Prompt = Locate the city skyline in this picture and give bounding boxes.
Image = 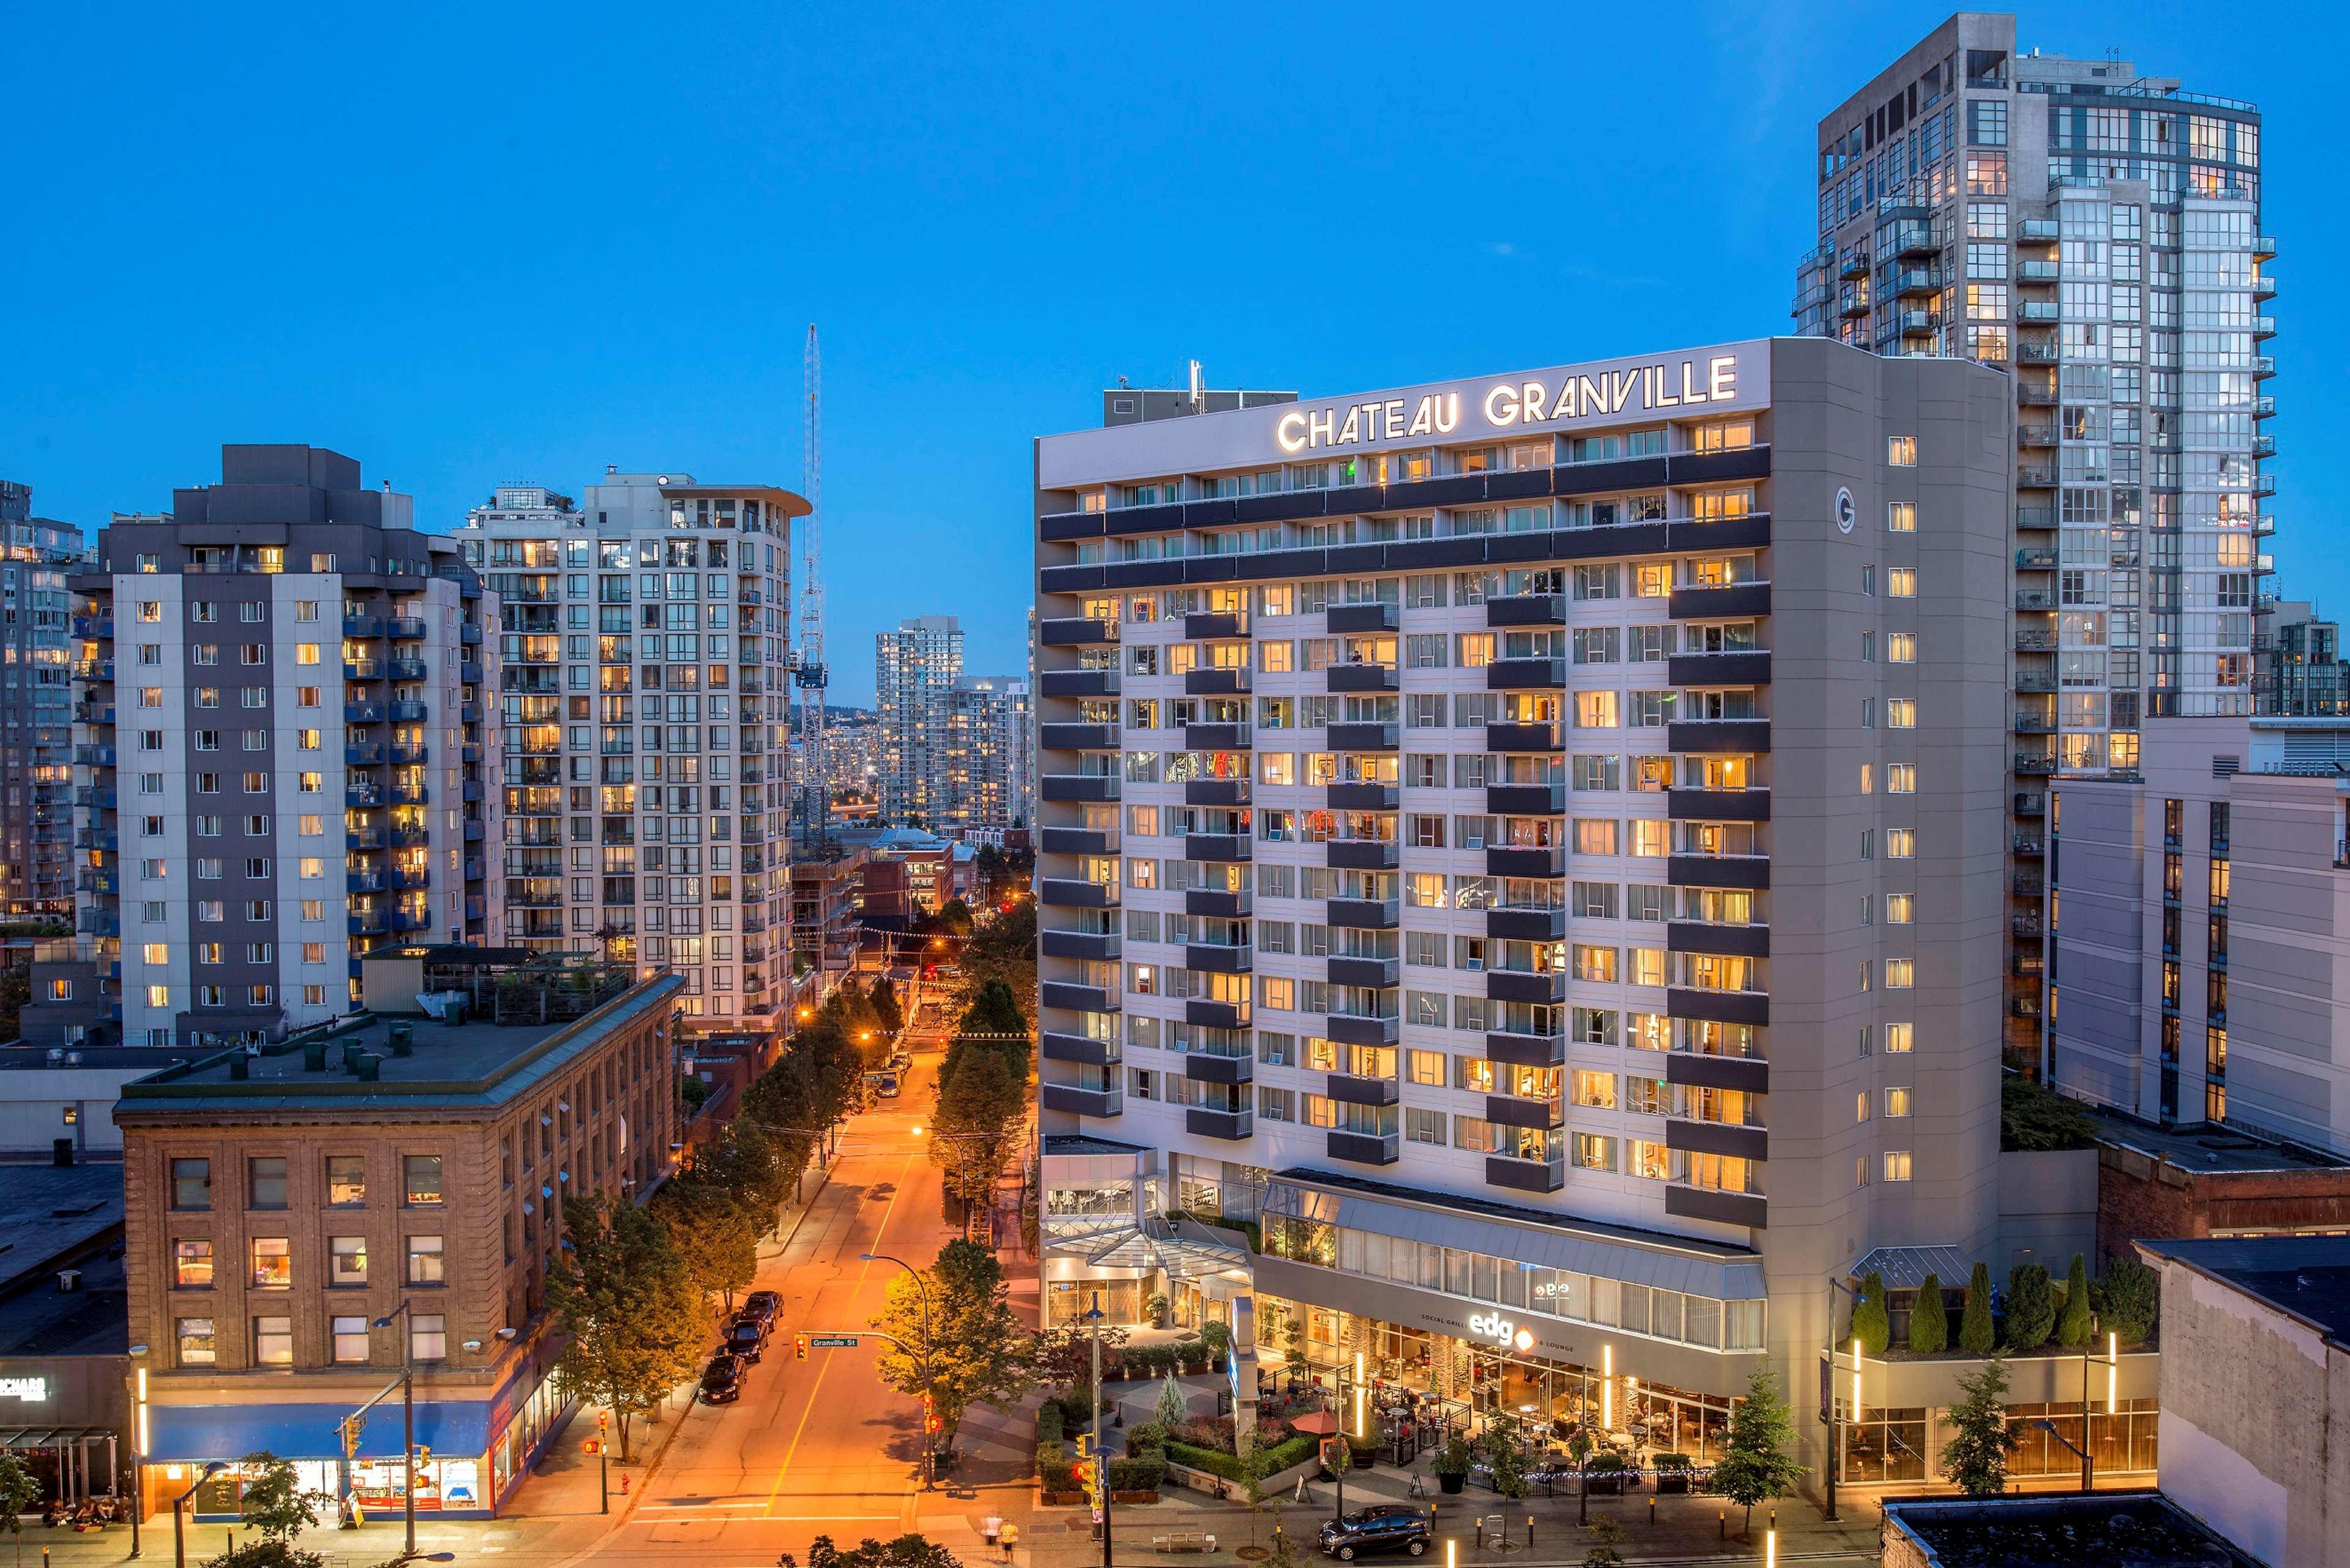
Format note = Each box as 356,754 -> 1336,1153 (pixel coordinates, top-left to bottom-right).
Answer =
3,1 -> 2336,706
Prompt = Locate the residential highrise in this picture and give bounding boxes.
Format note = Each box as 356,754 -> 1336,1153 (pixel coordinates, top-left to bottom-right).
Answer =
1791,13 -> 2275,1070
1033,338 -> 2016,1481
0,480 -> 81,916
2254,601 -> 2350,717
68,445 -> 502,1050
454,472 -> 805,1036
943,673 -> 1033,837
875,613 -> 963,824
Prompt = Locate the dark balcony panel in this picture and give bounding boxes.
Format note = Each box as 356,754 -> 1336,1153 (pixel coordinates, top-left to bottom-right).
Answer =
1326,840 -> 1399,872
1041,1083 -> 1124,1118
1391,473 -> 1491,509
1667,513 -> 1773,553
1322,485 -> 1386,520
1041,1032 -> 1120,1066
1326,782 -> 1397,811
1667,921 -> 1772,959
1185,722 -> 1252,750
1486,721 -> 1559,752
1327,898 -> 1400,930
1327,1130 -> 1401,1167
1100,501 -> 1189,537
1485,1031 -> 1565,1069
1184,778 -> 1250,807
1664,1184 -> 1766,1229
1327,722 -> 1399,752
1326,664 -> 1398,693
1667,720 -> 1772,755
1187,1107 -> 1256,1141
1667,987 -> 1770,1027
1666,1053 -> 1770,1094
1667,787 -> 1772,823
1042,775 -> 1121,803
1182,497 -> 1240,529
1666,855 -> 1770,891
1326,602 -> 1398,633
1667,651 -> 1773,687
1487,845 -> 1565,879
1185,668 -> 1252,696
1542,520 -> 1669,561
1666,1119 -> 1769,1163
1039,618 -> 1118,646
1041,929 -> 1122,961
1039,826 -> 1119,856
1041,981 -> 1120,1014
1041,722 -> 1119,751
1185,1054 -> 1254,1087
1486,1156 -> 1566,1194
1326,1070 -> 1400,1105
1486,1094 -> 1565,1130
1325,1015 -> 1401,1049
1039,668 -> 1120,699
1185,998 -> 1251,1031
1237,492 -> 1322,525
1486,969 -> 1567,1006
1387,536 -> 1493,570
1326,542 -> 1388,575
1185,887 -> 1252,919
1184,611 -> 1248,640
1486,657 -> 1566,691
1554,455 -> 1671,497
1039,878 -> 1118,908
1038,511 -> 1107,543
1669,581 -> 1773,620
1039,564 -> 1108,594
1487,906 -> 1566,942
1486,594 -> 1565,627
1668,445 -> 1771,486
1327,954 -> 1399,989
1487,783 -> 1565,815
1483,467 -> 1552,502
1183,833 -> 1253,864
1186,943 -> 1252,974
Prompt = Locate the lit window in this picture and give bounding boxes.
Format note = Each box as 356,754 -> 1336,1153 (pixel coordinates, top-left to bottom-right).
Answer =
332,1315 -> 369,1364
1885,958 -> 1915,988
1885,1023 -> 1914,1053
176,1318 -> 216,1366
1887,436 -> 1917,466
1884,1151 -> 1913,1182
174,1239 -> 214,1288
1887,502 -> 1916,533
1885,1088 -> 1911,1118
253,1315 -> 294,1365
296,644 -> 321,665
146,985 -> 170,1007
250,1238 -> 292,1288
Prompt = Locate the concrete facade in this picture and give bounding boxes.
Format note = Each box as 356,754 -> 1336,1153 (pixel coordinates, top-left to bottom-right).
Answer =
0,483 -> 81,916
875,614 -> 964,824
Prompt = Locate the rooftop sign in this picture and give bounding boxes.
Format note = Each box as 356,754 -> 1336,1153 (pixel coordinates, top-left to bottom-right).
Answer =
1274,356 -> 1741,455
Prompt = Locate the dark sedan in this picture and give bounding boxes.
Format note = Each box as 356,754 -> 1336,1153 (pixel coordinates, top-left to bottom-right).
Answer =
700,1353 -> 744,1404
742,1290 -> 782,1328
725,1318 -> 768,1363
1318,1505 -> 1430,1559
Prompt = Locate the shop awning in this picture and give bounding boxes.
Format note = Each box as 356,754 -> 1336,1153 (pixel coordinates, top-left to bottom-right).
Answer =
1849,1244 -> 1970,1291
0,1427 -> 114,1450
148,1398 -> 491,1463
1049,1223 -> 1251,1284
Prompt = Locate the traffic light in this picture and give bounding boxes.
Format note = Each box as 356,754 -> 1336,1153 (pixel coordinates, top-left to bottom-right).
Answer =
796,1334 -> 808,1361
1072,1457 -> 1096,1493
413,1445 -> 431,1468
922,1392 -> 940,1433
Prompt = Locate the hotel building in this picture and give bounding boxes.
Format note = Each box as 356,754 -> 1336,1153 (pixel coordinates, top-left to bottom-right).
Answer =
67,447 -> 501,1050
453,473 -> 806,1036
1789,12 -> 2276,1069
1033,336 -> 2017,1476
1,481 -> 81,917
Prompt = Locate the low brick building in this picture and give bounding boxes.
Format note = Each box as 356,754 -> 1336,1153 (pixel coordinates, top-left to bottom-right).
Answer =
2094,1112 -> 2350,1263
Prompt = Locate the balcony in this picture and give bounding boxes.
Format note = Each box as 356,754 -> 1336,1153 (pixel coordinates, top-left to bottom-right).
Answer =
1486,1156 -> 1566,1195
348,910 -> 388,936
2016,506 -> 2055,530
1487,969 -> 1566,1005
1667,986 -> 1769,1028
389,701 -> 428,722
391,783 -> 430,805
1185,777 -> 1249,807
1184,1045 -> 1254,1085
2017,425 -> 2057,448
390,826 -> 430,847
1667,651 -> 1772,687
1327,722 -> 1398,752
1327,897 -> 1400,930
386,618 -> 428,641
347,701 -> 385,723
1482,1029 -> 1563,1068
1039,878 -> 1118,908
345,741 -> 386,766
460,622 -> 482,646
1326,603 -> 1397,634
1039,825 -> 1119,856
1181,666 -> 1249,697
1487,906 -> 1566,942
2014,873 -> 2047,898
1664,1184 -> 1767,1229
1039,617 -> 1119,646
1669,581 -> 1772,619
1327,1129 -> 1400,1167
74,744 -> 118,768
1326,839 -> 1399,872
1041,978 -> 1120,1014
1185,997 -> 1252,1031
1667,720 -> 1771,755
346,872 -> 385,895
1042,1083 -> 1124,1118
391,742 -> 430,765
1185,941 -> 1252,973
391,866 -> 431,890
2013,755 -> 2057,777
1890,222 -> 1936,258
1325,782 -> 1396,811
1486,721 -> 1559,752
1486,594 -> 1565,627
1042,1031 -> 1121,1067
1041,722 -> 1118,750
1183,611 -> 1247,640
1486,783 -> 1564,815
1327,954 -> 1399,989
1666,1118 -> 1768,1163
1184,722 -> 1252,750
1325,663 -> 1395,694
2018,466 -> 2058,488
1185,886 -> 1251,919
1667,854 -> 1770,890
1667,787 -> 1770,823
1667,919 -> 1770,959
1486,845 -> 1565,879
1486,1093 -> 1565,1130
1327,1062 -> 1399,1100
1186,1107 -> 1255,1141
2015,629 -> 2056,652
1041,774 -> 1120,803
1484,657 -> 1565,691
1039,668 -> 1120,699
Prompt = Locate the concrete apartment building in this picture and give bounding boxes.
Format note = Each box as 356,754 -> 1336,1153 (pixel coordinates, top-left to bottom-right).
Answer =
942,673 -> 1033,837
1791,12 -> 2276,1072
875,614 -> 963,824
62,447 -> 502,1052
453,475 -> 806,1037
115,949 -> 685,1521
2256,600 -> 2350,717
1031,336 -> 2016,1477
1,480 -> 81,917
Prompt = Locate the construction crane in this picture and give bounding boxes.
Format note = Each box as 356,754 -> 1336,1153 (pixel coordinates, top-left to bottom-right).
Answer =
796,324 -> 831,851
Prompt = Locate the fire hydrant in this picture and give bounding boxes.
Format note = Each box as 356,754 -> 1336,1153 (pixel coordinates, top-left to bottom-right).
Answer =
621,1474 -> 631,1496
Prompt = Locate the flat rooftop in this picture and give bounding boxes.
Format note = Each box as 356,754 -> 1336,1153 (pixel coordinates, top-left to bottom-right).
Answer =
114,973 -> 684,1118
2137,1235 -> 2350,1348
0,1163 -> 128,1356
0,1045 -> 199,1073
1882,1491 -> 2257,1568
2090,1110 -> 2348,1174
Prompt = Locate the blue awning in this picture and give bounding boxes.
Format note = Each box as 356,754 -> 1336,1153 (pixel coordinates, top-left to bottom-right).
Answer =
149,1397 -> 492,1463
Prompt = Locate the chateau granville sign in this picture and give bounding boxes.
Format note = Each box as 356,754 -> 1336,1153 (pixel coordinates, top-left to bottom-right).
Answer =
1274,354 -> 1742,455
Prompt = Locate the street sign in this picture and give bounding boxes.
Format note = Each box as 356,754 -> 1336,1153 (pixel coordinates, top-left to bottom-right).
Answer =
809,1334 -> 859,1348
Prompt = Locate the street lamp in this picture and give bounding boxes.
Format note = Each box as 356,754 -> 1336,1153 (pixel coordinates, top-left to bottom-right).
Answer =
372,1302 -> 421,1560
859,1252 -> 940,1490
171,1461 -> 227,1568
127,1345 -> 149,1559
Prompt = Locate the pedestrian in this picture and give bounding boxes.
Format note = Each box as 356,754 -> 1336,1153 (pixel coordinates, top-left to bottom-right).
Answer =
1000,1521 -> 1019,1561
982,1514 -> 1002,1552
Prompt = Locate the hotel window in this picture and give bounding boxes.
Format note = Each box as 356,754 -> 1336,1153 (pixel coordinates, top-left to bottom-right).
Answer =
403,1154 -> 444,1206
1886,829 -> 1915,858
1855,1091 -> 1873,1123
1886,436 -> 1916,467
329,1236 -> 368,1286
176,1318 -> 217,1367
1887,502 -> 1915,534
1887,568 -> 1916,598
1885,1022 -> 1914,1054
1626,1140 -> 1672,1180
1571,1134 -> 1616,1171
1572,1070 -> 1616,1109
1884,1151 -> 1914,1182
174,1239 -> 215,1289
406,1234 -> 446,1286
1407,1050 -> 1445,1086
410,1314 -> 449,1364
1885,958 -> 1915,988
1885,1088 -> 1911,1118
251,1237 -> 293,1288
1885,894 -> 1914,925
332,1315 -> 370,1365
1887,633 -> 1916,664
1887,764 -> 1915,794
1887,699 -> 1916,728
326,1155 -> 365,1206
247,1157 -> 289,1210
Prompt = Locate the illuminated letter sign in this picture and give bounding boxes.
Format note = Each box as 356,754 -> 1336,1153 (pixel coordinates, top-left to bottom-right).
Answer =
1274,354 -> 1743,457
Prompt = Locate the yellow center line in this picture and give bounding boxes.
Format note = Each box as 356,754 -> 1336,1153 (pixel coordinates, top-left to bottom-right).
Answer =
760,1142 -> 919,1516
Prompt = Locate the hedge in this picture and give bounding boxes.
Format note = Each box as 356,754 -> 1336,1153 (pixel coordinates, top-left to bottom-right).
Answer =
1164,1433 -> 1320,1484
1037,1444 -> 1075,1492
1109,1457 -> 1167,1491
1038,1404 -> 1065,1443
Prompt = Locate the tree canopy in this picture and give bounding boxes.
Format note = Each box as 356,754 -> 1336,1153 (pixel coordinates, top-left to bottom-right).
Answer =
869,1238 -> 1031,1449
1708,1368 -> 1805,1533
784,1535 -> 965,1568
1939,1356 -> 2021,1496
548,1192 -> 706,1459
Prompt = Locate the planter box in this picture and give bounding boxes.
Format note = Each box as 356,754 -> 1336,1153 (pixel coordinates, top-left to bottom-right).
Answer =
1438,1472 -> 1467,1495
1040,1490 -> 1090,1507
1113,1490 -> 1162,1504
1655,1471 -> 1693,1493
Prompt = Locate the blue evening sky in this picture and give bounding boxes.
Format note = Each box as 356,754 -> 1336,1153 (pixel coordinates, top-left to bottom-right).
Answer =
3,2 -> 2335,704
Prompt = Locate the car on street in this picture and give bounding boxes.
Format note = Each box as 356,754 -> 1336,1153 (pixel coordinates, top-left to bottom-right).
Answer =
1317,1506 -> 1431,1559
741,1290 -> 782,1328
700,1353 -> 744,1404
725,1316 -> 769,1362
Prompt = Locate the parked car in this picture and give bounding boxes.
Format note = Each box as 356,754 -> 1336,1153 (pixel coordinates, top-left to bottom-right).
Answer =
1319,1506 -> 1430,1559
741,1290 -> 782,1328
725,1317 -> 768,1362
700,1353 -> 744,1404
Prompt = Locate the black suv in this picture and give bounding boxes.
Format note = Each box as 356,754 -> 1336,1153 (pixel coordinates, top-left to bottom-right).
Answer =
1318,1506 -> 1430,1559
741,1290 -> 782,1328
725,1316 -> 768,1363
700,1353 -> 744,1405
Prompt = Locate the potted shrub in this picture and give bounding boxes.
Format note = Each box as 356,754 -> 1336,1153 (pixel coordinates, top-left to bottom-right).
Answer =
1345,1432 -> 1379,1472
1432,1433 -> 1472,1495
1585,1449 -> 1632,1495
1145,1292 -> 1171,1329
1652,1452 -> 1694,1494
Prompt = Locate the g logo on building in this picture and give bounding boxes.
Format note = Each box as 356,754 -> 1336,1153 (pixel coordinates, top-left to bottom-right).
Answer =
1836,487 -> 1857,534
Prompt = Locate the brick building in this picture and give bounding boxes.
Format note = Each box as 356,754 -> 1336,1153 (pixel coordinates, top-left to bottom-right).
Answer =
2095,1111 -> 2350,1263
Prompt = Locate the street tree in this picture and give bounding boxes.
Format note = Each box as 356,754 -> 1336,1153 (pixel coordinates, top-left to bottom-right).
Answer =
0,1452 -> 41,1567
930,1045 -> 1022,1209
651,1176 -> 761,1310
1958,1262 -> 1997,1354
236,1451 -> 320,1541
869,1238 -> 1030,1454
548,1192 -> 706,1460
784,1534 -> 965,1568
1033,1322 -> 1129,1395
869,976 -> 904,1036
1708,1367 -> 1805,1536
1939,1356 -> 2021,1496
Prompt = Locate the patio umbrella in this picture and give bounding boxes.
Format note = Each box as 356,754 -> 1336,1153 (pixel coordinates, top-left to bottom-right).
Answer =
1289,1409 -> 1339,1435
